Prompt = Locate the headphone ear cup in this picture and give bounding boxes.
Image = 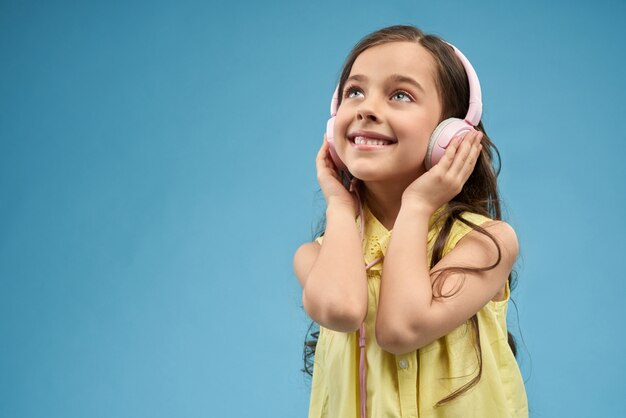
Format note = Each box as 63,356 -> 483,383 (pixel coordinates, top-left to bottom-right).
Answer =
325,116 -> 350,175
425,118 -> 475,170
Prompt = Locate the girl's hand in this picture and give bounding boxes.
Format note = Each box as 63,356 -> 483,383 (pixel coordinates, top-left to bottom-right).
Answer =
316,134 -> 358,215
402,130 -> 484,214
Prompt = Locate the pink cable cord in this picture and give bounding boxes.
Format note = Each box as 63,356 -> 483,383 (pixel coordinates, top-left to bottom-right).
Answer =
349,178 -> 383,418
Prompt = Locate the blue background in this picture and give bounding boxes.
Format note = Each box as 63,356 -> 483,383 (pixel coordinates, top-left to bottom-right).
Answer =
1,0 -> 625,417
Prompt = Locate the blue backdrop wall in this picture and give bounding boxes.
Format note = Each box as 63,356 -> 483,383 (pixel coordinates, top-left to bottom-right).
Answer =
1,0 -> 625,417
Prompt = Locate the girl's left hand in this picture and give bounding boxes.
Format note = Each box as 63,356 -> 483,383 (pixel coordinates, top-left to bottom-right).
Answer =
402,130 -> 484,214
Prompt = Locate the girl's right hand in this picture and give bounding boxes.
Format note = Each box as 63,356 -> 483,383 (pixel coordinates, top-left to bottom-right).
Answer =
316,134 -> 358,215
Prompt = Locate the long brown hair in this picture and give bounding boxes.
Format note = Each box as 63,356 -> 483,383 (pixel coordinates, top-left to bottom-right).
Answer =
302,25 -> 519,407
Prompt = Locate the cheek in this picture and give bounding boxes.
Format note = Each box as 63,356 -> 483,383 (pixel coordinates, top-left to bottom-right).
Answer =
332,107 -> 351,143
394,118 -> 430,146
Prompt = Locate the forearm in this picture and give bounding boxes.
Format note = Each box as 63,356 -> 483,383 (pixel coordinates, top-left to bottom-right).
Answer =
303,200 -> 368,332
377,199 -> 434,338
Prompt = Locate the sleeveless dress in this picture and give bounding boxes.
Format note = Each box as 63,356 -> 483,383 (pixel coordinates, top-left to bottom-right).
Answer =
309,204 -> 528,418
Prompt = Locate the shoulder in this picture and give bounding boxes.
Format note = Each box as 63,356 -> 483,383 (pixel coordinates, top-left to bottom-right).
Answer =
457,219 -> 519,268
293,240 -> 321,288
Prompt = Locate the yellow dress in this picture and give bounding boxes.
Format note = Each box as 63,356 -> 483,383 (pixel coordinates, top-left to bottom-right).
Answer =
309,204 -> 528,418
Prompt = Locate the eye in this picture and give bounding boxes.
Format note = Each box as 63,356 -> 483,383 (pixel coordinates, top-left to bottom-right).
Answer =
343,84 -> 363,99
391,90 -> 413,102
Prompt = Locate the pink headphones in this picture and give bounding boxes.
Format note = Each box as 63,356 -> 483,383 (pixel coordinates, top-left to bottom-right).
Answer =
325,41 -> 482,174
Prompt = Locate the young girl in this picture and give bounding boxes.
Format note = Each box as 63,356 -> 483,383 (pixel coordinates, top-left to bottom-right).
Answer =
294,25 -> 528,417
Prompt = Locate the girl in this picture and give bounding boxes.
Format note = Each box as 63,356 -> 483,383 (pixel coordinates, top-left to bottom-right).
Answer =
294,25 -> 528,417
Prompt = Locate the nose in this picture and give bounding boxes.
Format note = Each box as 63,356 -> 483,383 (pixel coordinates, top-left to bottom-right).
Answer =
356,99 -> 380,123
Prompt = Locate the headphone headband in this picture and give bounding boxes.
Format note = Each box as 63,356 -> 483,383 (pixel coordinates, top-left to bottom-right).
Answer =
446,42 -> 482,126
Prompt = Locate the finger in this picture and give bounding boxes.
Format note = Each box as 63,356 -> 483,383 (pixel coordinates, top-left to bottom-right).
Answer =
316,137 -> 340,178
434,135 -> 460,171
462,132 -> 483,176
458,131 -> 483,178
316,135 -> 329,161
449,136 -> 470,174
316,139 -> 328,169
437,132 -> 468,171
449,131 -> 478,175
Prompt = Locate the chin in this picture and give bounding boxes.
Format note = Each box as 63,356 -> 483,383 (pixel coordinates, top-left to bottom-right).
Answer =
349,165 -> 424,185
348,168 -> 395,183
344,163 -> 379,180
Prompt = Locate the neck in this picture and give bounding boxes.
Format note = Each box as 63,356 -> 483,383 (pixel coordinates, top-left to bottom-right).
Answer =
360,177 -> 415,231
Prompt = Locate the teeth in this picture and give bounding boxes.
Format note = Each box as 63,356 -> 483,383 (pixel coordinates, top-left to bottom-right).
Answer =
354,136 -> 392,146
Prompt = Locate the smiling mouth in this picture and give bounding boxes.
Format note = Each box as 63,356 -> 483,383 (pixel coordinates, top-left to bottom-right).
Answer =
349,135 -> 397,147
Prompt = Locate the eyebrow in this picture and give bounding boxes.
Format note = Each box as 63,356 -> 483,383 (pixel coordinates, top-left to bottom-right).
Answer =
345,73 -> 425,93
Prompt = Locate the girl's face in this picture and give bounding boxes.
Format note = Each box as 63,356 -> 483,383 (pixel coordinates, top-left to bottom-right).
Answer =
334,41 -> 443,184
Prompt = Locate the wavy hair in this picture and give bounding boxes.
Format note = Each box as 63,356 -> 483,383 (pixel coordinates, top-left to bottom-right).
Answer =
302,25 -> 519,407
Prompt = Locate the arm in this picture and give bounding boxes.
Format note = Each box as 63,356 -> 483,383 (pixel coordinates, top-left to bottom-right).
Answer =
293,137 -> 368,333
375,130 -> 516,354
375,198 -> 518,354
294,201 -> 367,332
